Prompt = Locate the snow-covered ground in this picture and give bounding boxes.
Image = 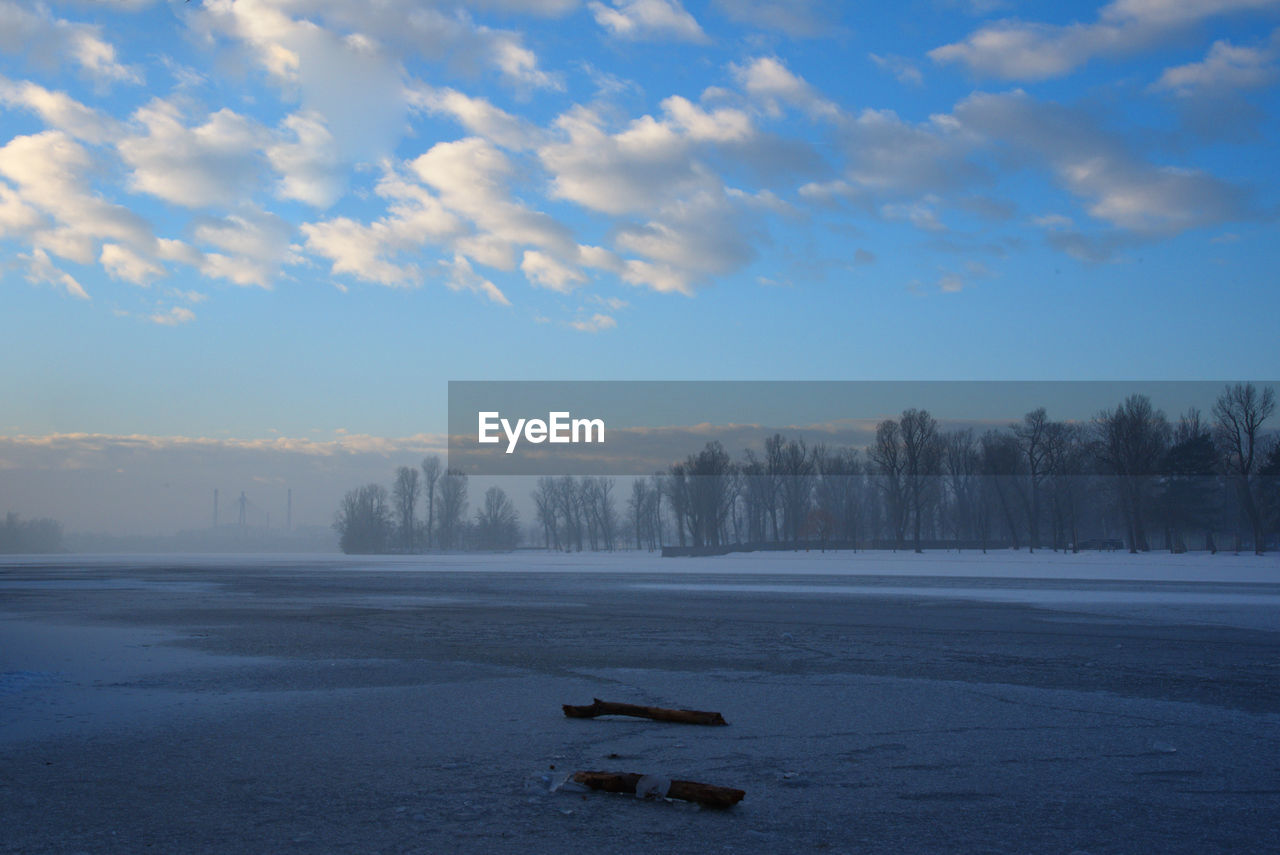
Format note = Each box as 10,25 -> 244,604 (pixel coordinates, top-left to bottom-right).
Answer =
3,546 -> 1278,582
2,552 -> 1278,853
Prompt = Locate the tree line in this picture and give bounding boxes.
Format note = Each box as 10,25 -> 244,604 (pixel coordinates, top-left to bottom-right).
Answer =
649,383 -> 1278,556
0,512 -> 64,554
333,384 -> 1278,556
333,455 -> 519,554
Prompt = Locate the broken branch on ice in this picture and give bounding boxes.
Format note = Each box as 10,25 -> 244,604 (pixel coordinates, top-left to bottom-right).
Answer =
571,771 -> 745,809
561,698 -> 728,726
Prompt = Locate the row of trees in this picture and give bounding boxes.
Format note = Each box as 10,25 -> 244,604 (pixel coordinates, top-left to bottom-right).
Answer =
333,385 -> 1277,556
333,456 -> 519,553
0,512 -> 64,554
650,384 -> 1278,555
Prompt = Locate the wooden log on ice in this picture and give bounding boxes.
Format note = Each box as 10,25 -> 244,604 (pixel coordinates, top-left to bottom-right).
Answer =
571,770 -> 745,809
562,698 -> 728,726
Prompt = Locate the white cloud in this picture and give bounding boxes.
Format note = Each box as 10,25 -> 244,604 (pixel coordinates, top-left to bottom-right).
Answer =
147,306 -> 196,326
469,0 -> 580,13
407,85 -> 541,150
540,107 -> 712,215
486,30 -> 565,90
300,169 -> 465,286
1153,33 -> 1279,95
660,95 -> 754,142
411,136 -> 576,266
0,130 -> 154,264
191,0 -> 561,160
881,199 -> 948,232
0,0 -> 139,83
100,243 -> 166,285
0,76 -> 120,143
731,56 -> 839,119
952,90 -> 1252,234
869,53 -> 924,86
0,179 -> 42,236
589,0 -> 708,42
834,107 -> 981,198
440,253 -> 511,305
119,99 -> 265,209
930,0 -> 1280,80
20,247 -> 89,300
624,197 -> 754,274
712,0 -> 839,38
521,249 -> 587,292
194,209 -> 298,288
267,111 -> 343,207
569,312 -> 617,332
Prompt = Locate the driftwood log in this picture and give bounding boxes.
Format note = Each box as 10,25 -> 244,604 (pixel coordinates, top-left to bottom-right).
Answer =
571,771 -> 745,809
562,698 -> 727,726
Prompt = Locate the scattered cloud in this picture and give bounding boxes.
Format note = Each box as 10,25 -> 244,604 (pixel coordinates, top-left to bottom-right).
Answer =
1153,33 -> 1280,95
930,0 -> 1280,80
147,305 -> 196,325
952,89 -> 1253,235
194,208 -> 298,288
869,53 -> 924,86
732,56 -> 839,119
569,312 -> 617,332
440,253 -> 511,305
712,0 -> 840,38
0,0 -> 139,83
19,247 -> 90,299
119,99 -> 265,209
589,0 -> 708,43
267,111 -> 343,207
100,243 -> 165,285
0,76 -> 121,143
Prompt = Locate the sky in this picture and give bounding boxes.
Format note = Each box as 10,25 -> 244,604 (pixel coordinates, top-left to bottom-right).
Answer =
1,0 -> 1279,533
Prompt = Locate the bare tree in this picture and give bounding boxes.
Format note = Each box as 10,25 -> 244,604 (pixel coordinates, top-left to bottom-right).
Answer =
739,450 -> 771,543
980,430 -> 1025,550
474,486 -> 519,550
533,476 -> 560,550
1041,420 -> 1087,552
435,468 -> 468,550
900,408 -> 941,553
392,465 -> 420,552
942,429 -> 979,546
1095,395 -> 1170,553
556,476 -> 585,551
870,419 -> 908,549
763,433 -> 785,541
1161,409 -> 1221,553
682,442 -> 736,547
1014,408 -> 1050,552
776,437 -> 815,545
583,477 -> 618,551
815,446 -> 862,547
333,484 -> 393,554
421,455 -> 442,550
1213,383 -> 1275,553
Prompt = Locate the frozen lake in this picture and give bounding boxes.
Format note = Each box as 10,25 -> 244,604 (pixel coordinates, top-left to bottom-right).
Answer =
2,551 -> 1278,853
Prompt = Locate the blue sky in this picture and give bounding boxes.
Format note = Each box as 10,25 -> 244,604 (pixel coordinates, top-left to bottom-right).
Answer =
2,0 -> 1278,449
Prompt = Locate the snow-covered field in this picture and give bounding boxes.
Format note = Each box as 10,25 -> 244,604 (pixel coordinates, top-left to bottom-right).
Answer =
1,551 -> 1278,853
4,547 -> 1278,582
